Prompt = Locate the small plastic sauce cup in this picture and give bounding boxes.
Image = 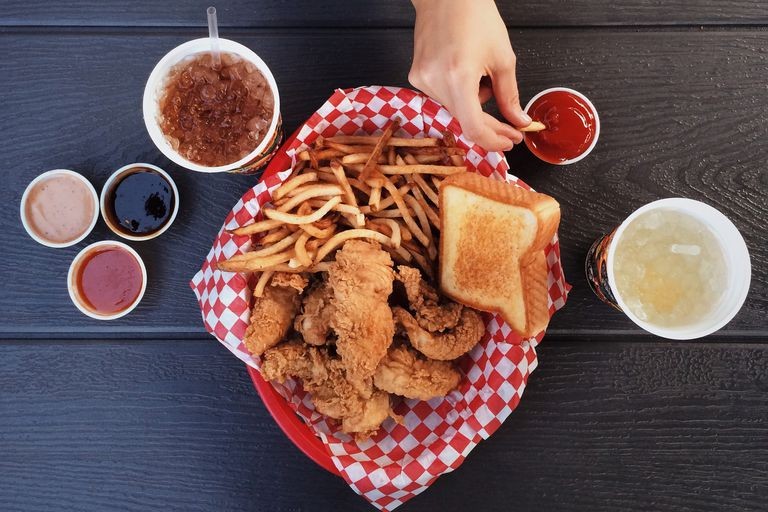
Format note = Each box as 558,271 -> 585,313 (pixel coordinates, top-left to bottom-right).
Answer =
68,241 -> 147,320
100,162 -> 179,242
524,87 -> 600,165
20,169 -> 99,248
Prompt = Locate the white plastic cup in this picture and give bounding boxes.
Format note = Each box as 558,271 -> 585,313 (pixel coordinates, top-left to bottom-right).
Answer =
67,241 -> 147,320
523,87 -> 600,166
20,169 -> 99,248
587,198 -> 751,339
143,38 -> 281,174
100,162 -> 180,241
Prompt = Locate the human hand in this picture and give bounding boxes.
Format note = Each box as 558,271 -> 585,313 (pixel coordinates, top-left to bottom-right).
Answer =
409,0 -> 530,151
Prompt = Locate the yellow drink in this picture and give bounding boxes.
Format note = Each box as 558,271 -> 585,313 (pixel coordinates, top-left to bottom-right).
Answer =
612,209 -> 727,328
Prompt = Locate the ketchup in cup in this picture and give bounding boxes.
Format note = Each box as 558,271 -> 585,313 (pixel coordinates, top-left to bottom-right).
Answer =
524,87 -> 600,165
68,241 -> 147,320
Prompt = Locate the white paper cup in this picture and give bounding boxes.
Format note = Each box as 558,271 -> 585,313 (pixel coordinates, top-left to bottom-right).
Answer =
20,169 -> 99,248
596,198 -> 751,339
143,37 -> 281,173
100,162 -> 179,241
67,241 -> 147,320
523,87 -> 600,166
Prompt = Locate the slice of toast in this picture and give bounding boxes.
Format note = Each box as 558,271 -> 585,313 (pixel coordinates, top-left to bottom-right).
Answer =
438,173 -> 560,338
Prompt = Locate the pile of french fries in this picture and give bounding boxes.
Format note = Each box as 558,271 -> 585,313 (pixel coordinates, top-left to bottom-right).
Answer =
217,120 -> 468,294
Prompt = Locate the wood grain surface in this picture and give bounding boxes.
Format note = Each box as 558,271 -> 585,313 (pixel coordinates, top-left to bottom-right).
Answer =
1,338 -> 766,511
1,28 -> 765,337
2,1 -> 768,27
2,5 -> 767,511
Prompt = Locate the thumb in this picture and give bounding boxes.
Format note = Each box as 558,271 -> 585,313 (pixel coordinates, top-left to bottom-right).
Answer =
492,63 -> 532,128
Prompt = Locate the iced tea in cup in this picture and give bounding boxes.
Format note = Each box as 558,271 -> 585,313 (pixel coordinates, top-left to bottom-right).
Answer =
586,198 -> 751,339
143,38 -> 282,174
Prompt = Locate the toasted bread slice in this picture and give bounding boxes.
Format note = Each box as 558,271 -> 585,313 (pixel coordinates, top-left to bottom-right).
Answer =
438,173 -> 560,337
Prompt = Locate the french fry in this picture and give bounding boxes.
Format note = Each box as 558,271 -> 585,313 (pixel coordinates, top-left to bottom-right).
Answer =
387,146 -> 396,166
403,153 -> 419,165
369,218 -> 401,248
312,261 -> 334,272
330,160 -> 358,207
392,219 -> 413,242
259,227 -> 290,245
368,208 -> 415,218
273,172 -> 318,200
378,164 -> 465,176
327,135 -> 439,147
217,249 -> 295,272
250,230 -> 302,257
341,153 -> 386,165
414,154 -> 442,164
395,154 -> 406,166
264,196 -> 341,225
252,270 -> 275,298
295,232 -> 314,267
314,229 -> 392,263
382,178 -> 430,247
411,173 -> 439,205
411,188 -> 440,230
359,183 -> 412,213
324,141 -> 376,154
404,194 -> 433,246
298,149 -> 344,161
299,222 -> 336,239
277,184 -> 343,212
368,183 -> 382,212
359,120 -> 399,182
231,218 -> 285,237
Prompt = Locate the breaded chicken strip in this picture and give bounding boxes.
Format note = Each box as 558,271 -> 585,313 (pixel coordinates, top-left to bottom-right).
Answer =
294,279 -> 335,346
393,306 -> 485,361
329,241 -> 395,386
261,340 -> 391,438
374,345 -> 461,400
396,265 -> 463,332
244,272 -> 308,357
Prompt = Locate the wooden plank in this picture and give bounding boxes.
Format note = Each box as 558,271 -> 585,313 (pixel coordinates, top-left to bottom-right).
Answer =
0,29 -> 765,337
2,1 -> 768,27
0,338 -> 766,510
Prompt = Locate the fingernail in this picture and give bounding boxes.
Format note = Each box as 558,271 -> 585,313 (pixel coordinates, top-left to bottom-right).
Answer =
519,110 -> 532,125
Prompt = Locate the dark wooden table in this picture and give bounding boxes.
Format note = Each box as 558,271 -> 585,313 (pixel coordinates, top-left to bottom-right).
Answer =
2,2 -> 767,511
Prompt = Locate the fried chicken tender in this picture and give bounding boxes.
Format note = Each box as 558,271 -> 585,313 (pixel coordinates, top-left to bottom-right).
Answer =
393,306 -> 486,361
261,340 -> 391,438
294,280 -> 335,345
374,345 -> 461,400
244,272 -> 308,356
396,265 -> 463,332
329,241 -> 395,385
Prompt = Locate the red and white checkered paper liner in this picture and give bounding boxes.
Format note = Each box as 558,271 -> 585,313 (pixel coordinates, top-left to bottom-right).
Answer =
191,86 -> 569,510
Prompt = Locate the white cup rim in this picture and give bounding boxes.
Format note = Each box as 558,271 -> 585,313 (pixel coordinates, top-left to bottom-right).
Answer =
143,37 -> 281,173
67,240 -> 147,320
606,198 -> 751,339
523,87 -> 600,166
20,169 -> 100,248
99,162 -> 180,241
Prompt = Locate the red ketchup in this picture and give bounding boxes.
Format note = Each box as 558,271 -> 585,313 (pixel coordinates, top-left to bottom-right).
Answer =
524,90 -> 597,164
76,247 -> 143,314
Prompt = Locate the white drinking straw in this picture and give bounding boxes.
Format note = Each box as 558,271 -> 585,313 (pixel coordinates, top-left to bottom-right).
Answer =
207,6 -> 221,69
